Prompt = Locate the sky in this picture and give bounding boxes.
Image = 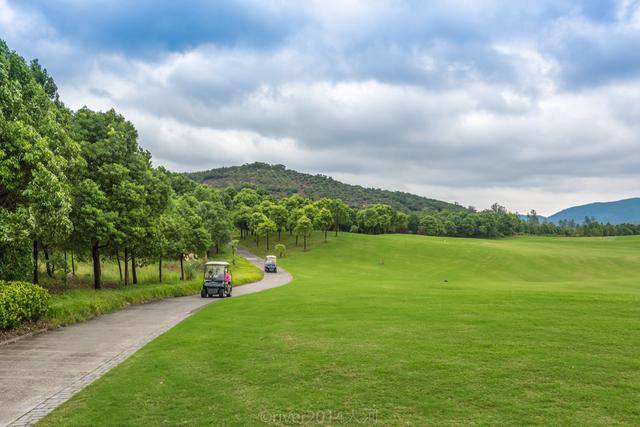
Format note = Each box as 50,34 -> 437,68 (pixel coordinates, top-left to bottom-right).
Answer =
1,0 -> 639,215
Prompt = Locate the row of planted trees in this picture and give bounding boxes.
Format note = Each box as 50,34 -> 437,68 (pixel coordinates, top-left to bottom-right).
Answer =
230,191 -> 349,250
0,40 -> 232,288
226,188 -> 417,247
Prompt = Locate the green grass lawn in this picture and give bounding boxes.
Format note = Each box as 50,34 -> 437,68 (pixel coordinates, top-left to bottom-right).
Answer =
41,233 -> 640,425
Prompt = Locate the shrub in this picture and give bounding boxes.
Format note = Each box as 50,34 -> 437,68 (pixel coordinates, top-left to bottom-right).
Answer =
0,281 -> 50,330
184,258 -> 204,281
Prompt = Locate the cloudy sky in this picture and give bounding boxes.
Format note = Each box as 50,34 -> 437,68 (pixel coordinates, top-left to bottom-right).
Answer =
2,0 -> 640,215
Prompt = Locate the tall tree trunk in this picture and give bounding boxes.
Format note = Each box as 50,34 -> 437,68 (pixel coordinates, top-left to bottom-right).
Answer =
159,257 -> 163,283
266,233 -> 269,250
33,240 -> 39,285
325,229 -> 328,243
71,252 -> 75,276
43,245 -> 53,278
117,252 -> 122,283
256,235 -> 259,247
179,254 -> 185,281
278,229 -> 281,241
124,247 -> 130,286
295,235 -> 299,246
131,251 -> 138,285
92,242 -> 102,290
63,251 -> 68,286
216,243 -> 219,254
335,220 -> 339,236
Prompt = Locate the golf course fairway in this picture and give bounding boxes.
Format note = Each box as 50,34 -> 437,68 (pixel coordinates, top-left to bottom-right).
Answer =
41,234 -> 640,425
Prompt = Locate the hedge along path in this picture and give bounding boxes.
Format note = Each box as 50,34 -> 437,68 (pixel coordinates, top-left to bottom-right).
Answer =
0,251 -> 292,427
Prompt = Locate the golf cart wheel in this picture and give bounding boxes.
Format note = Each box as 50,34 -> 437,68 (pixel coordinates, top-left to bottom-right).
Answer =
227,288 -> 232,297
218,288 -> 225,298
200,289 -> 206,298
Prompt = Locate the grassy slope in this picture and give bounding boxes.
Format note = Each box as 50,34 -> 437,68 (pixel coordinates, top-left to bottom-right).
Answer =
34,255 -> 262,331
41,234 -> 640,425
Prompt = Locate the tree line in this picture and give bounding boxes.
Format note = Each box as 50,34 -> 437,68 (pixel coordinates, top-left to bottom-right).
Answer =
409,205 -> 640,238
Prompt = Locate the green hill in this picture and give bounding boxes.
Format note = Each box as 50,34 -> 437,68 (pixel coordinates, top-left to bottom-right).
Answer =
187,162 -> 464,212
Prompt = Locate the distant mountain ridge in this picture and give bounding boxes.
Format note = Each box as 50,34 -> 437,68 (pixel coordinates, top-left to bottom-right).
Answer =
548,198 -> 640,224
186,162 -> 465,212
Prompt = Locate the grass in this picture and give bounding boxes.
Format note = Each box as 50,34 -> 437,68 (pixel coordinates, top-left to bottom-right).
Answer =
6,253 -> 263,335
41,233 -> 640,425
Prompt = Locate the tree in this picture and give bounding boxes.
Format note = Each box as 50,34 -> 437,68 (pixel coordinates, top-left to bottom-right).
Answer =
163,195 -> 210,281
275,243 -> 286,258
233,188 -> 261,208
0,40 -> 80,282
234,205 -> 253,239
314,208 -> 333,242
294,216 -> 313,251
178,195 -> 210,279
256,218 -> 277,250
70,179 -> 116,289
288,208 -> 305,246
302,204 -> 319,223
250,211 -> 268,246
229,239 -> 239,265
407,213 -> 420,234
268,204 -> 289,240
393,211 -> 409,233
356,204 -> 393,234
325,199 -> 350,236
491,203 -> 507,214
25,168 -> 73,283
281,194 -> 310,212
193,185 -> 231,255
420,215 -> 444,236
70,107 -> 160,288
148,214 -> 170,282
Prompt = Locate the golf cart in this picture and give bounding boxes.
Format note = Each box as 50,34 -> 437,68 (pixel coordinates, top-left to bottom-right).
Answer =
264,255 -> 277,273
201,261 -> 232,298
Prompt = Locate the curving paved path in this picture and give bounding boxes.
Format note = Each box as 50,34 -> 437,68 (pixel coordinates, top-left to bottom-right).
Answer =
0,251 -> 291,427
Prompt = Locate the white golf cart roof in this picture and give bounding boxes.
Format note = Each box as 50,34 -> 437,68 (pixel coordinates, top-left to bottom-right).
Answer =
205,261 -> 229,266
266,255 -> 276,260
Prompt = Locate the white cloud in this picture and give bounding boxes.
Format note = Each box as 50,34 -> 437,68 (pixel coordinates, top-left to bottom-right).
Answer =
3,0 -> 640,215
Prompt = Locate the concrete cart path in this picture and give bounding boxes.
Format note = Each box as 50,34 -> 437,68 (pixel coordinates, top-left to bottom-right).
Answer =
0,251 -> 292,427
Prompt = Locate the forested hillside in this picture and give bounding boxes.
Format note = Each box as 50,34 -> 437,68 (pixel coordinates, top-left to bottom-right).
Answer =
187,163 -> 464,212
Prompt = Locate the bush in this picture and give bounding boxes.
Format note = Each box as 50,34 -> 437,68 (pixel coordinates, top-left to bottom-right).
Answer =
0,281 -> 50,330
184,258 -> 204,281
